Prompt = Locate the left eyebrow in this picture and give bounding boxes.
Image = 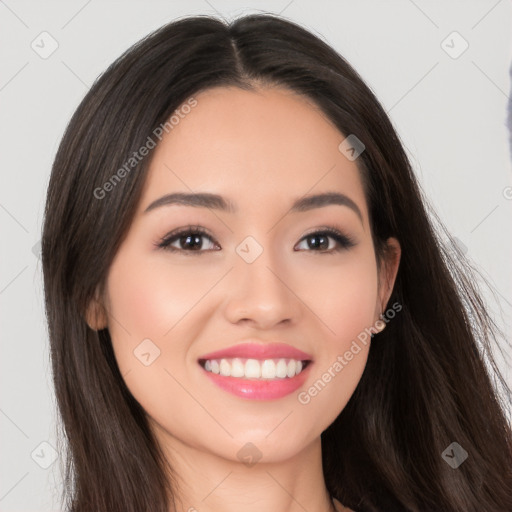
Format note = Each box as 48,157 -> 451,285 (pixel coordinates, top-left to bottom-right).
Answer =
143,191 -> 363,223
289,192 -> 363,222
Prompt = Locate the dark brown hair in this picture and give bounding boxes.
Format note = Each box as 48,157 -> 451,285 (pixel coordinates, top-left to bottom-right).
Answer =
41,13 -> 512,512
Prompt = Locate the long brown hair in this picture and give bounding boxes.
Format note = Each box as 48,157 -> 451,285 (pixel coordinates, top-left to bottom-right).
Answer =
41,13 -> 512,511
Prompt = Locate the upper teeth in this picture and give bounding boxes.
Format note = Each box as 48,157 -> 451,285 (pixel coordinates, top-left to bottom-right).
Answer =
203,358 -> 305,379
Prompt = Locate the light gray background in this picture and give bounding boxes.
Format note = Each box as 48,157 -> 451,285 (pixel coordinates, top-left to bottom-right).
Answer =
1,1 -> 511,510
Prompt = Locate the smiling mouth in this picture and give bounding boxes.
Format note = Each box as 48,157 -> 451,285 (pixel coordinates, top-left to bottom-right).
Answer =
198,357 -> 312,380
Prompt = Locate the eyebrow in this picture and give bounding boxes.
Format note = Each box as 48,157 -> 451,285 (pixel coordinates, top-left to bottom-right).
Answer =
143,191 -> 363,222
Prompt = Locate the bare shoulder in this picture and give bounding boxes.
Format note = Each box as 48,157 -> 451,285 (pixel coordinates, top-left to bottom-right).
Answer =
333,498 -> 355,512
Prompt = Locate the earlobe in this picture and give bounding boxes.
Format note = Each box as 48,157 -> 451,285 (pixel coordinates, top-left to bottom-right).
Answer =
379,237 -> 401,313
85,292 -> 108,331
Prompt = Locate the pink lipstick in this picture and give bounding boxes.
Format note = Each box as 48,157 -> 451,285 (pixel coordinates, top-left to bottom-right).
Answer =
198,342 -> 313,401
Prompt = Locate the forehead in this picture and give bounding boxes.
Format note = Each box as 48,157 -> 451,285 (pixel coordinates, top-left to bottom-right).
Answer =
139,86 -> 367,219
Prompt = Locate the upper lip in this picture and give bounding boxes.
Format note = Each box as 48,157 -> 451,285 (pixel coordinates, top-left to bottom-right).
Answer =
198,341 -> 313,361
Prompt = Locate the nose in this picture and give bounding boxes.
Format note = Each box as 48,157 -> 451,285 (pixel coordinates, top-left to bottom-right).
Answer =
222,247 -> 303,330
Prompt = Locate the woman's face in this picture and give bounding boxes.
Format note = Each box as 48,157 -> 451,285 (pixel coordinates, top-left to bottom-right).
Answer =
91,86 -> 400,464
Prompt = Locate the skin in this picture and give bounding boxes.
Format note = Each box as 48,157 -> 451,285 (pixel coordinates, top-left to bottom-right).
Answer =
87,86 -> 401,512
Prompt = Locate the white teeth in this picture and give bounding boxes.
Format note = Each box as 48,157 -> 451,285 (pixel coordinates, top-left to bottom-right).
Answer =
230,358 -> 245,377
276,359 -> 288,378
219,359 -> 231,377
210,360 -> 220,374
245,359 -> 261,378
287,360 -> 297,378
201,357 -> 307,380
261,359 -> 276,379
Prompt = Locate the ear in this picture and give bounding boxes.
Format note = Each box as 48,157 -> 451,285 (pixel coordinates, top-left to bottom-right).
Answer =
377,237 -> 401,316
85,288 -> 108,331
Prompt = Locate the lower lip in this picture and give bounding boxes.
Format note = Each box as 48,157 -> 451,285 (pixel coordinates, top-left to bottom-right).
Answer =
200,363 -> 312,400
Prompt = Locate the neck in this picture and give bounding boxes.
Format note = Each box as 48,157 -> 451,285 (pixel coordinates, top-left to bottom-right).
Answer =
152,422 -> 335,512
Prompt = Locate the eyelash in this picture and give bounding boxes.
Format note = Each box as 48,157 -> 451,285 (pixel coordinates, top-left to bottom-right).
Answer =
155,224 -> 356,255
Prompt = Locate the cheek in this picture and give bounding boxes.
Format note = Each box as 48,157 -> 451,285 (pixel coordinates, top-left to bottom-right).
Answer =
296,251 -> 378,413
103,248 -> 179,379
105,247 -> 213,345
103,245 -> 227,408
298,249 -> 379,346
103,247 -> 205,419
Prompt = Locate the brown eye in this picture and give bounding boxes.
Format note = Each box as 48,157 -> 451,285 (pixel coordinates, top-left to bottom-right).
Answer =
157,226 -> 219,254
295,228 -> 356,253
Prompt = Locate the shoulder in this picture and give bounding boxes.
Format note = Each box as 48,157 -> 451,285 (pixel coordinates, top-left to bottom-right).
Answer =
333,497 -> 355,512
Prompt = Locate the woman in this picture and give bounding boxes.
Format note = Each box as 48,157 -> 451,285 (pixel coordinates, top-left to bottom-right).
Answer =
41,13 -> 512,512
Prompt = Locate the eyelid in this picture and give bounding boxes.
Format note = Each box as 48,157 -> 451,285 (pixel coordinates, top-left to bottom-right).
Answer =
155,224 -> 218,252
155,224 -> 356,253
297,226 -> 356,251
